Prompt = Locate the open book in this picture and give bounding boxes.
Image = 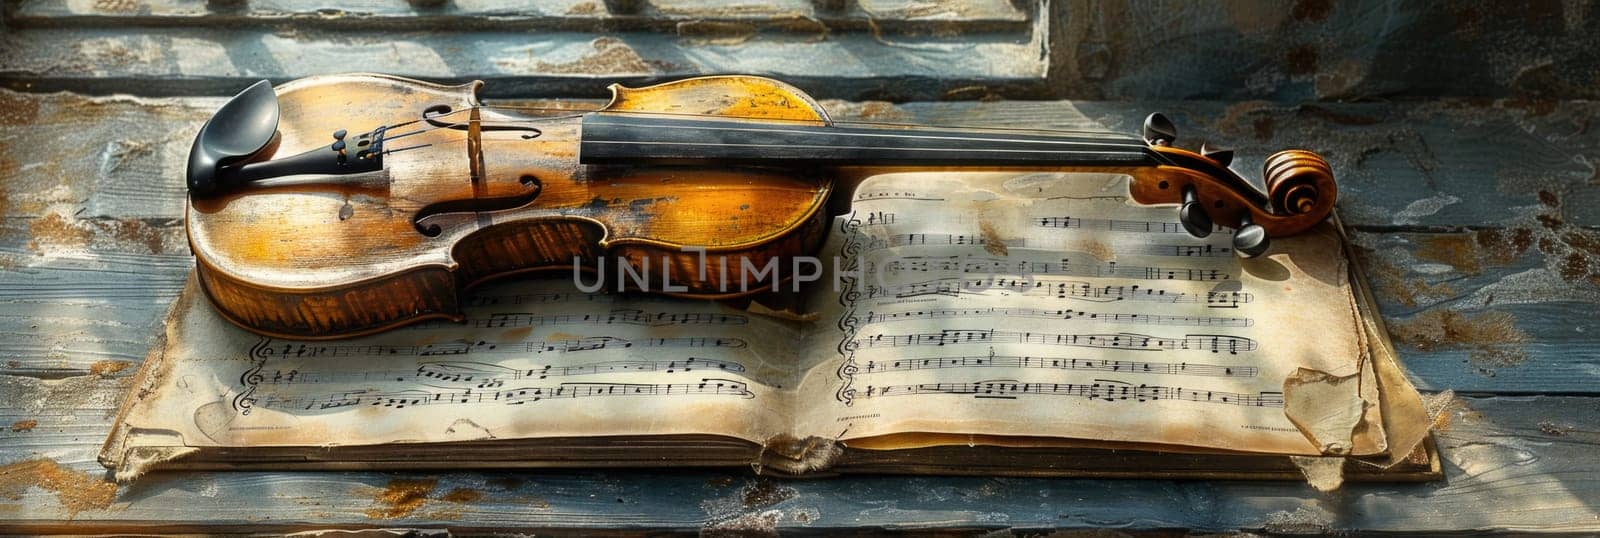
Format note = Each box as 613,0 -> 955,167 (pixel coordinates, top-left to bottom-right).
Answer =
102,172 -> 1437,482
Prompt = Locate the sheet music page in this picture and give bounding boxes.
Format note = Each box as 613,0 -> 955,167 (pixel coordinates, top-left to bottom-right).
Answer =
116,280 -> 802,452
793,172 -> 1383,456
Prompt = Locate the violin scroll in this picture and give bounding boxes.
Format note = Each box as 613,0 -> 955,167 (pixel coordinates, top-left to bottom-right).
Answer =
1263,149 -> 1333,217
1130,113 -> 1337,258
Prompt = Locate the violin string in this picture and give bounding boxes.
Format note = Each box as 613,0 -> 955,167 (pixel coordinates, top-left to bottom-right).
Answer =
373,106 -> 1144,154
580,118 -> 1149,148
368,104 -> 1129,146
580,139 -> 1147,156
473,103 -> 1124,136
382,127 -> 429,141
383,143 -> 434,155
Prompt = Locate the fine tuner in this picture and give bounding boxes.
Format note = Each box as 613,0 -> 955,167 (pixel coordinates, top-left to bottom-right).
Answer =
184,74 -> 1337,338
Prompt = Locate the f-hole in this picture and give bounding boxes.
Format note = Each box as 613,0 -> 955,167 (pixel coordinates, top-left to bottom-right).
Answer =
412,175 -> 543,237
423,105 -> 543,140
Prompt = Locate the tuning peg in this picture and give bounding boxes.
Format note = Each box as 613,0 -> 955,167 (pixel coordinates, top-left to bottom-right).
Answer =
1233,214 -> 1270,258
1179,186 -> 1212,238
1142,113 -> 1177,146
1200,143 -> 1234,167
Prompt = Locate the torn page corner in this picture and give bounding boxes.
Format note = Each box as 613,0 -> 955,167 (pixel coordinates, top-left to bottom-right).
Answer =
1289,455 -> 1346,492
1283,367 -> 1367,456
753,434 -> 843,476
113,446 -> 200,483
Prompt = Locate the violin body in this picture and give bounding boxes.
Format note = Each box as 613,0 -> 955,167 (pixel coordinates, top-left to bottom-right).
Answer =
189,74 -> 833,338
186,74 -> 1336,339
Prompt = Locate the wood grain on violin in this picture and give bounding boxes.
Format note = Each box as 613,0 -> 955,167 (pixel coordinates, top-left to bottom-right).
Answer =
185,74 -> 1336,339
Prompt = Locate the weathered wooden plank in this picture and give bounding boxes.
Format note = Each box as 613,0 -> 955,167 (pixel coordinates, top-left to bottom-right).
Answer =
0,395 -> 1594,533
1049,0 -> 1600,102
0,23 -> 1052,100
12,1 -> 1600,102
1349,230 -> 1600,394
0,213 -> 188,377
8,0 -> 1032,33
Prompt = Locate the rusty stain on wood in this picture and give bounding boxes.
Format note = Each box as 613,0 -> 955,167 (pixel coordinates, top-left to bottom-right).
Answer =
0,459 -> 118,518
1388,310 -> 1529,374
1538,421 -> 1576,436
88,360 -> 132,376
1480,190 -> 1600,286
1473,227 -> 1534,266
525,37 -> 659,75
1416,235 -> 1484,275
440,487 -> 482,504
8,420 -> 37,432
677,21 -> 759,46
0,93 -> 41,126
565,1 -> 601,15
28,214 -> 94,252
364,478 -> 438,519
25,212 -> 173,254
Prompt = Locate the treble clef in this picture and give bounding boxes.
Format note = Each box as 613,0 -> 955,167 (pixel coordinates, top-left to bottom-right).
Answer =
233,356 -> 267,416
834,358 -> 860,406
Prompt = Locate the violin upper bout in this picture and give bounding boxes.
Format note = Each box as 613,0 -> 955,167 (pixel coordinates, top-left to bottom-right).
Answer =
267,74 -> 481,153
602,75 -> 831,124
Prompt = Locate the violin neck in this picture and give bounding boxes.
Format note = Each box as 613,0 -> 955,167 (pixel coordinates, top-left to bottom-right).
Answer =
578,113 -> 1167,168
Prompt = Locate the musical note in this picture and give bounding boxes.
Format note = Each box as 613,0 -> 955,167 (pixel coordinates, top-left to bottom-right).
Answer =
858,378 -> 1282,407
860,354 -> 1256,378
864,233 -> 1030,251
860,211 -> 897,227
861,307 -> 1252,327
852,330 -> 1256,354
883,256 -> 1234,282
854,191 -> 944,202
864,278 -> 1253,308
1037,216 -> 1235,236
256,378 -> 756,411
248,336 -> 747,360
862,231 -> 1234,259
408,308 -> 748,331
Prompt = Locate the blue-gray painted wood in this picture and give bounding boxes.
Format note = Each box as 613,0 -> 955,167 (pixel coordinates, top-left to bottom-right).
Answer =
7,0 -> 1031,32
0,1 -> 1051,101
9,1 -> 1600,101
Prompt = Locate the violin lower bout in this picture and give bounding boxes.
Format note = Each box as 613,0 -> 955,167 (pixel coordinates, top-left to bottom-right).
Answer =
196,209 -> 829,340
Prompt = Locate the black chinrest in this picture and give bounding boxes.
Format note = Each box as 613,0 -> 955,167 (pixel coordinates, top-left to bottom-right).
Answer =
186,80 -> 388,196
187,80 -> 280,194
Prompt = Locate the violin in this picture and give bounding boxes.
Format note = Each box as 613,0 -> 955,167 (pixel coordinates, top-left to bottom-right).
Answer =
185,74 -> 1336,339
